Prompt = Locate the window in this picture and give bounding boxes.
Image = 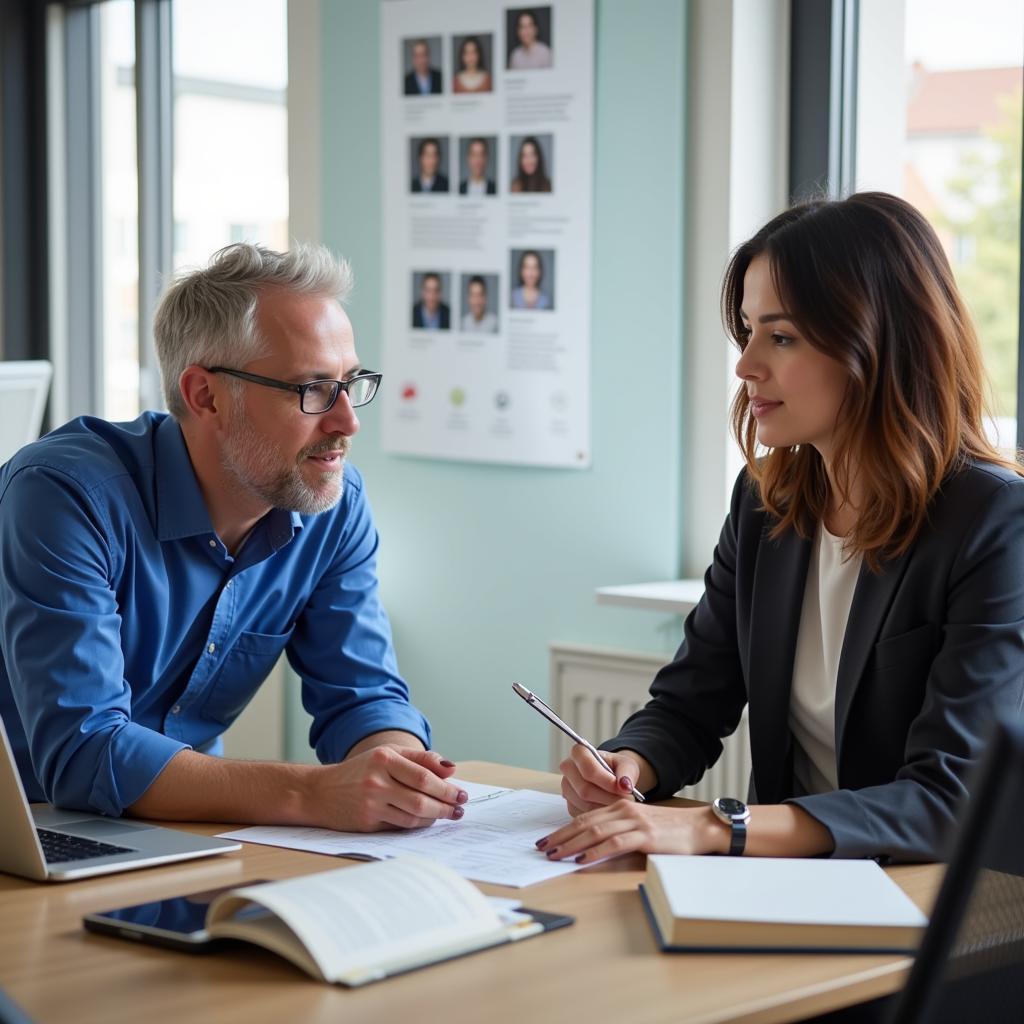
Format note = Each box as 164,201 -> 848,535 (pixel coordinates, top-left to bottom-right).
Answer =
855,0 -> 1024,448
172,0 -> 288,271
48,0 -> 288,422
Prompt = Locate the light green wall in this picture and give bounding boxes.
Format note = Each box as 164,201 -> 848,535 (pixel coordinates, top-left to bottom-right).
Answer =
287,0 -> 688,769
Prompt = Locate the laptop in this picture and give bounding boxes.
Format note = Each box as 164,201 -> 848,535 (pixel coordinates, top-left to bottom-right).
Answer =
888,713 -> 1024,1024
0,715 -> 240,882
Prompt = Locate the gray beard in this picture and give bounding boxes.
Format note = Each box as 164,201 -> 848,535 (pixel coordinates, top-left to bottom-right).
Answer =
221,422 -> 350,516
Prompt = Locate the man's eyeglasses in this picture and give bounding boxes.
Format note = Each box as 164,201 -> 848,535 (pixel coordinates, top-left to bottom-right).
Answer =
205,367 -> 382,414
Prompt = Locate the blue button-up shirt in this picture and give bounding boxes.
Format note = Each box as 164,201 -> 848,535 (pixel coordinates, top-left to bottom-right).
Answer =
0,412 -> 430,815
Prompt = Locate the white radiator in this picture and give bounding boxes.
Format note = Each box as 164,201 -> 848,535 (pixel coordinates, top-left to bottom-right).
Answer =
549,644 -> 751,801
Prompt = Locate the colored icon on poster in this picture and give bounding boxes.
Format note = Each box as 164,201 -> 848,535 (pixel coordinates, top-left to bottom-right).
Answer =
450,387 -> 467,407
401,383 -> 418,401
494,391 -> 510,410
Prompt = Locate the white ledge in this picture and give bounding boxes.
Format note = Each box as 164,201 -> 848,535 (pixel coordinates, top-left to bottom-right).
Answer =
595,579 -> 705,614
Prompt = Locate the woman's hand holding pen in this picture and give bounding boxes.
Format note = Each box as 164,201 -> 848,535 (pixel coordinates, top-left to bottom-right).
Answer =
558,743 -> 656,816
548,742 -> 835,861
537,801 -> 727,864
548,742 -> 729,863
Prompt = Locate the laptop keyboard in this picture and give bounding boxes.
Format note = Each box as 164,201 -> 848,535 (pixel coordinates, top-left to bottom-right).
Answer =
36,828 -> 135,864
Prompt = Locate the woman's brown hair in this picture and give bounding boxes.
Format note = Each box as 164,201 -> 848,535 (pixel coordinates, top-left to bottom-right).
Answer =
723,191 -> 1022,571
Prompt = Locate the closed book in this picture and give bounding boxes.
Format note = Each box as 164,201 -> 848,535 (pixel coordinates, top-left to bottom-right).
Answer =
641,855 -> 927,953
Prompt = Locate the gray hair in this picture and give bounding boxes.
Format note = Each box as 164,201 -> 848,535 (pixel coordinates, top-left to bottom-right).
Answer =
153,241 -> 354,419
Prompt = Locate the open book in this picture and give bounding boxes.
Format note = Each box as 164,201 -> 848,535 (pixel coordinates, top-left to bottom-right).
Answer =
191,855 -> 569,985
641,856 -> 928,953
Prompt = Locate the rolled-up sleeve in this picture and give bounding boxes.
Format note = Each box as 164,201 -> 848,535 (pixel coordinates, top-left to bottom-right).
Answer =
286,469 -> 430,762
0,466 -> 189,815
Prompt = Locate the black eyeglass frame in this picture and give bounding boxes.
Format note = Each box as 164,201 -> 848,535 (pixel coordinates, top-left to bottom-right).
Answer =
205,366 -> 383,414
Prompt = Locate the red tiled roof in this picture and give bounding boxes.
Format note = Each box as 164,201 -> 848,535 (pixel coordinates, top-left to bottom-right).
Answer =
907,65 -> 1022,136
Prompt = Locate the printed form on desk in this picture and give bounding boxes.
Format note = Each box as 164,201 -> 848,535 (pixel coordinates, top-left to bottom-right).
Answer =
219,782 -> 583,888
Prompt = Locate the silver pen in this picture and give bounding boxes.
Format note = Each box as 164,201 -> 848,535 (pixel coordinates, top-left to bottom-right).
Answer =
511,682 -> 645,802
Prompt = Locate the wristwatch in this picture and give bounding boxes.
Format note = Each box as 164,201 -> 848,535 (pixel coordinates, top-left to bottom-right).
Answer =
712,797 -> 751,856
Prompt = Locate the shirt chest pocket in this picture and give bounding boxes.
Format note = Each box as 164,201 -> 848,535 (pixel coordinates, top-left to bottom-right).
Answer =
201,627 -> 295,725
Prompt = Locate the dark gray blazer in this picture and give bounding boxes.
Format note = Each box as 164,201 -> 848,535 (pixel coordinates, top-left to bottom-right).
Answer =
603,462 -> 1024,862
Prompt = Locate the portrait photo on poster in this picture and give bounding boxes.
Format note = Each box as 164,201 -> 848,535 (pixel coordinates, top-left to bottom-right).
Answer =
402,35 -> 444,95
412,270 -> 453,330
459,135 -> 499,196
451,33 -> 494,93
460,273 -> 500,333
509,249 -> 555,312
410,135 -> 451,194
509,134 -> 553,193
505,7 -> 553,70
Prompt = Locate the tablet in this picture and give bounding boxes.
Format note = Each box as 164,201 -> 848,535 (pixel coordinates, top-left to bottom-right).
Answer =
83,880 -> 269,953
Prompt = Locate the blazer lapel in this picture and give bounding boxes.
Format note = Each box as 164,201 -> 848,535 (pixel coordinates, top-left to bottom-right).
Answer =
747,525 -> 813,803
834,549 -> 913,758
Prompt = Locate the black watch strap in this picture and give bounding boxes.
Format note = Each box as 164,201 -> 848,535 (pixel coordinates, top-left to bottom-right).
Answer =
728,818 -> 747,856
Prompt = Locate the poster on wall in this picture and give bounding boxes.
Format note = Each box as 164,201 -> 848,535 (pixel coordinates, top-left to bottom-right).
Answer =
380,0 -> 594,468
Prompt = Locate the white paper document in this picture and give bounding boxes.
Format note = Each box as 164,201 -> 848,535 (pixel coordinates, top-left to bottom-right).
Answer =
219,786 -> 580,888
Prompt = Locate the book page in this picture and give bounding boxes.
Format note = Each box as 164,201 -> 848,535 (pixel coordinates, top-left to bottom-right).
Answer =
219,788 -> 581,887
209,855 -> 505,982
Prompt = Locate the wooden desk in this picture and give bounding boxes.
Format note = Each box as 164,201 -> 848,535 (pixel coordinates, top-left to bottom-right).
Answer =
0,762 -> 941,1024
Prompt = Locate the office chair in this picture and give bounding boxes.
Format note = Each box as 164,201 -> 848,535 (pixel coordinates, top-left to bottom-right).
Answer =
0,987 -> 34,1024
888,713 -> 1024,1024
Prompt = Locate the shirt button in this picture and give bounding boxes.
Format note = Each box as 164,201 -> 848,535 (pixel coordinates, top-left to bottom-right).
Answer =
208,643 -> 216,654
208,538 -> 217,548
171,705 -> 182,715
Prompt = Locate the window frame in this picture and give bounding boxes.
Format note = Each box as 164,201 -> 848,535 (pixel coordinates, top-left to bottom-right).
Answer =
1,0 -> 51,369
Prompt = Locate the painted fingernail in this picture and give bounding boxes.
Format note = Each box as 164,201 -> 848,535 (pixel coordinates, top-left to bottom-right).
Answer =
618,776 -> 634,791
440,759 -> 455,768
536,837 -> 549,850
545,847 -> 559,858
452,805 -> 464,819
456,789 -> 468,804
575,853 -> 587,863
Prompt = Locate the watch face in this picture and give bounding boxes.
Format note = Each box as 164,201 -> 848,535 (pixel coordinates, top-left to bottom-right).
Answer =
714,797 -> 746,818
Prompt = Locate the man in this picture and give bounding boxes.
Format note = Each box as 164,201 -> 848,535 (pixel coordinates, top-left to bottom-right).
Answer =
412,272 -> 451,329
404,39 -> 443,95
461,275 -> 498,333
458,138 -> 497,196
411,138 -> 449,194
0,243 -> 467,831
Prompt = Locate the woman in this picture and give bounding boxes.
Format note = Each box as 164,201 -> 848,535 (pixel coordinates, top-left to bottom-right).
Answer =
510,250 -> 552,311
540,192 -> 1024,865
508,9 -> 552,70
453,36 -> 492,94
510,137 -> 551,194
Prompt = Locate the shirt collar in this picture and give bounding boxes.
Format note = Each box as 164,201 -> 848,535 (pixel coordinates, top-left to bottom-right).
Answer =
267,508 -> 305,552
154,415 -> 304,546
155,415 -> 218,541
